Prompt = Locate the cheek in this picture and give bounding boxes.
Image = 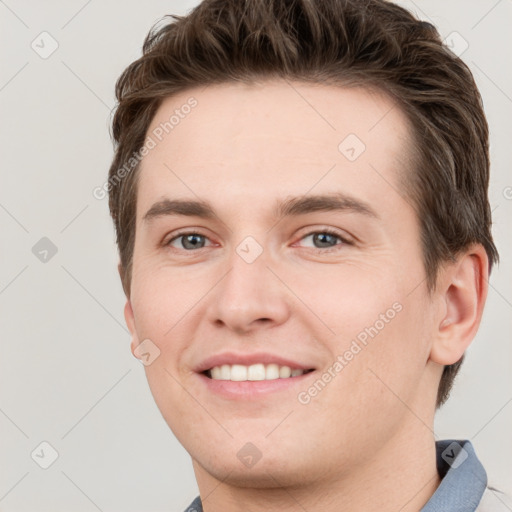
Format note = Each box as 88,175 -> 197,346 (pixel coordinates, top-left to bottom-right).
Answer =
130,261 -> 202,341
131,270 -> 203,430
297,262 -> 404,341
317,253 -> 427,356
343,294 -> 432,411
314,265 -> 430,401
143,363 -> 201,446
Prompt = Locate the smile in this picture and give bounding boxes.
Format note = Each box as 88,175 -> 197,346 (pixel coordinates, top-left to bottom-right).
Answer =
205,363 -> 315,381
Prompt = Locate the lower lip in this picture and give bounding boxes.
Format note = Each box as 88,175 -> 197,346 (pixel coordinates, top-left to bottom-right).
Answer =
197,371 -> 316,399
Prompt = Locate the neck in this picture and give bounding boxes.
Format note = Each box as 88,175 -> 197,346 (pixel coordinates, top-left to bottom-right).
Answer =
192,422 -> 441,512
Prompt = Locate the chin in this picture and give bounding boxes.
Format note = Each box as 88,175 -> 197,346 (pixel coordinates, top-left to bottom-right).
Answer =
194,454 -> 310,489
192,441 -> 321,489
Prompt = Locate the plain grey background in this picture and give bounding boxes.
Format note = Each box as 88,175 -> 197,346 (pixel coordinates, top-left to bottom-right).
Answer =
1,1 -> 511,510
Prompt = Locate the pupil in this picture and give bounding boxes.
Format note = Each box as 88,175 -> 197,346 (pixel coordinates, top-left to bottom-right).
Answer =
314,233 -> 336,248
183,234 -> 204,249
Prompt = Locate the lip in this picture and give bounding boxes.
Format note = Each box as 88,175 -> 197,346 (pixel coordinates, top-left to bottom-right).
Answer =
196,370 -> 317,399
194,351 -> 317,400
194,351 -> 315,374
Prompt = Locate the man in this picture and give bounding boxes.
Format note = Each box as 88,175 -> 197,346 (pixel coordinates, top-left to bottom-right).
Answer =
107,0 -> 507,510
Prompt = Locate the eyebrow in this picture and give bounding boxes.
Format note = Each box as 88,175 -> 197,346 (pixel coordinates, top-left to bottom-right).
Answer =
142,192 -> 379,224
277,193 -> 379,219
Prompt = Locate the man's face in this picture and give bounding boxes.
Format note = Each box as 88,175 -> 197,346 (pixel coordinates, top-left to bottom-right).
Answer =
126,81 -> 440,485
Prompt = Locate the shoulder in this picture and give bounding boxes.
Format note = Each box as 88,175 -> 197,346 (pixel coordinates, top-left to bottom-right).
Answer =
183,496 -> 202,512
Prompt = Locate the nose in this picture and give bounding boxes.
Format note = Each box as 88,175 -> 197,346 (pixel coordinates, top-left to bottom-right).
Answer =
205,243 -> 291,335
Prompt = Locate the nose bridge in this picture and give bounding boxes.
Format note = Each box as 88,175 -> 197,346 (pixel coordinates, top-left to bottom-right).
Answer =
206,235 -> 290,331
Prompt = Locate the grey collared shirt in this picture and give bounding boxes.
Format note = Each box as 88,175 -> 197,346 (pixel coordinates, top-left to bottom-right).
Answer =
183,439 -> 508,511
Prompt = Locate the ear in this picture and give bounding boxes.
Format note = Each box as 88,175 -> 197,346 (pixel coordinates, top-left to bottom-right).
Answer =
123,297 -> 141,359
118,262 -> 140,359
429,245 -> 489,365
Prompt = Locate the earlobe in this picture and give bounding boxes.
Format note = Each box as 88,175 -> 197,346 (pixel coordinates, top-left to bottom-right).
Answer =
430,246 -> 489,366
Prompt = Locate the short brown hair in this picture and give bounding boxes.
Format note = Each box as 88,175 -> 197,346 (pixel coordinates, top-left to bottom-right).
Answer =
107,0 -> 499,407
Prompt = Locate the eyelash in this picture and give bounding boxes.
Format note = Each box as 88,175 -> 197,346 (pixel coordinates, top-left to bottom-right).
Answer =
299,228 -> 353,251
164,228 -> 352,252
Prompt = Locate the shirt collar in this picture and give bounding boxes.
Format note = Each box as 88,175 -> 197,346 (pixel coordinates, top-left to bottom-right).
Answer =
421,439 -> 487,511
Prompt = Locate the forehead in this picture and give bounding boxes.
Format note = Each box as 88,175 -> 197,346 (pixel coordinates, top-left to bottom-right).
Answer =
137,80 -> 413,216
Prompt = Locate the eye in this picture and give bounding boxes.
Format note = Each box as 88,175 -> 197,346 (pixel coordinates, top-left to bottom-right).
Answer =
166,232 -> 212,250
297,229 -> 350,250
164,228 -> 351,252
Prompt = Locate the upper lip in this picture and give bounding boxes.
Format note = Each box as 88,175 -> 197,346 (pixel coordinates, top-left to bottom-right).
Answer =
195,352 -> 316,373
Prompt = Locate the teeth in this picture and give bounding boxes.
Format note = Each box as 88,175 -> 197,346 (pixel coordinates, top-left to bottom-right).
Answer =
231,364 -> 247,381
266,364 -> 280,380
248,363 -> 265,381
207,363 -> 310,381
279,366 -> 291,378
220,364 -> 230,380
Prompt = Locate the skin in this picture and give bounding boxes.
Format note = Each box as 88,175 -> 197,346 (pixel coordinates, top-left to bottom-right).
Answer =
123,80 -> 488,511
